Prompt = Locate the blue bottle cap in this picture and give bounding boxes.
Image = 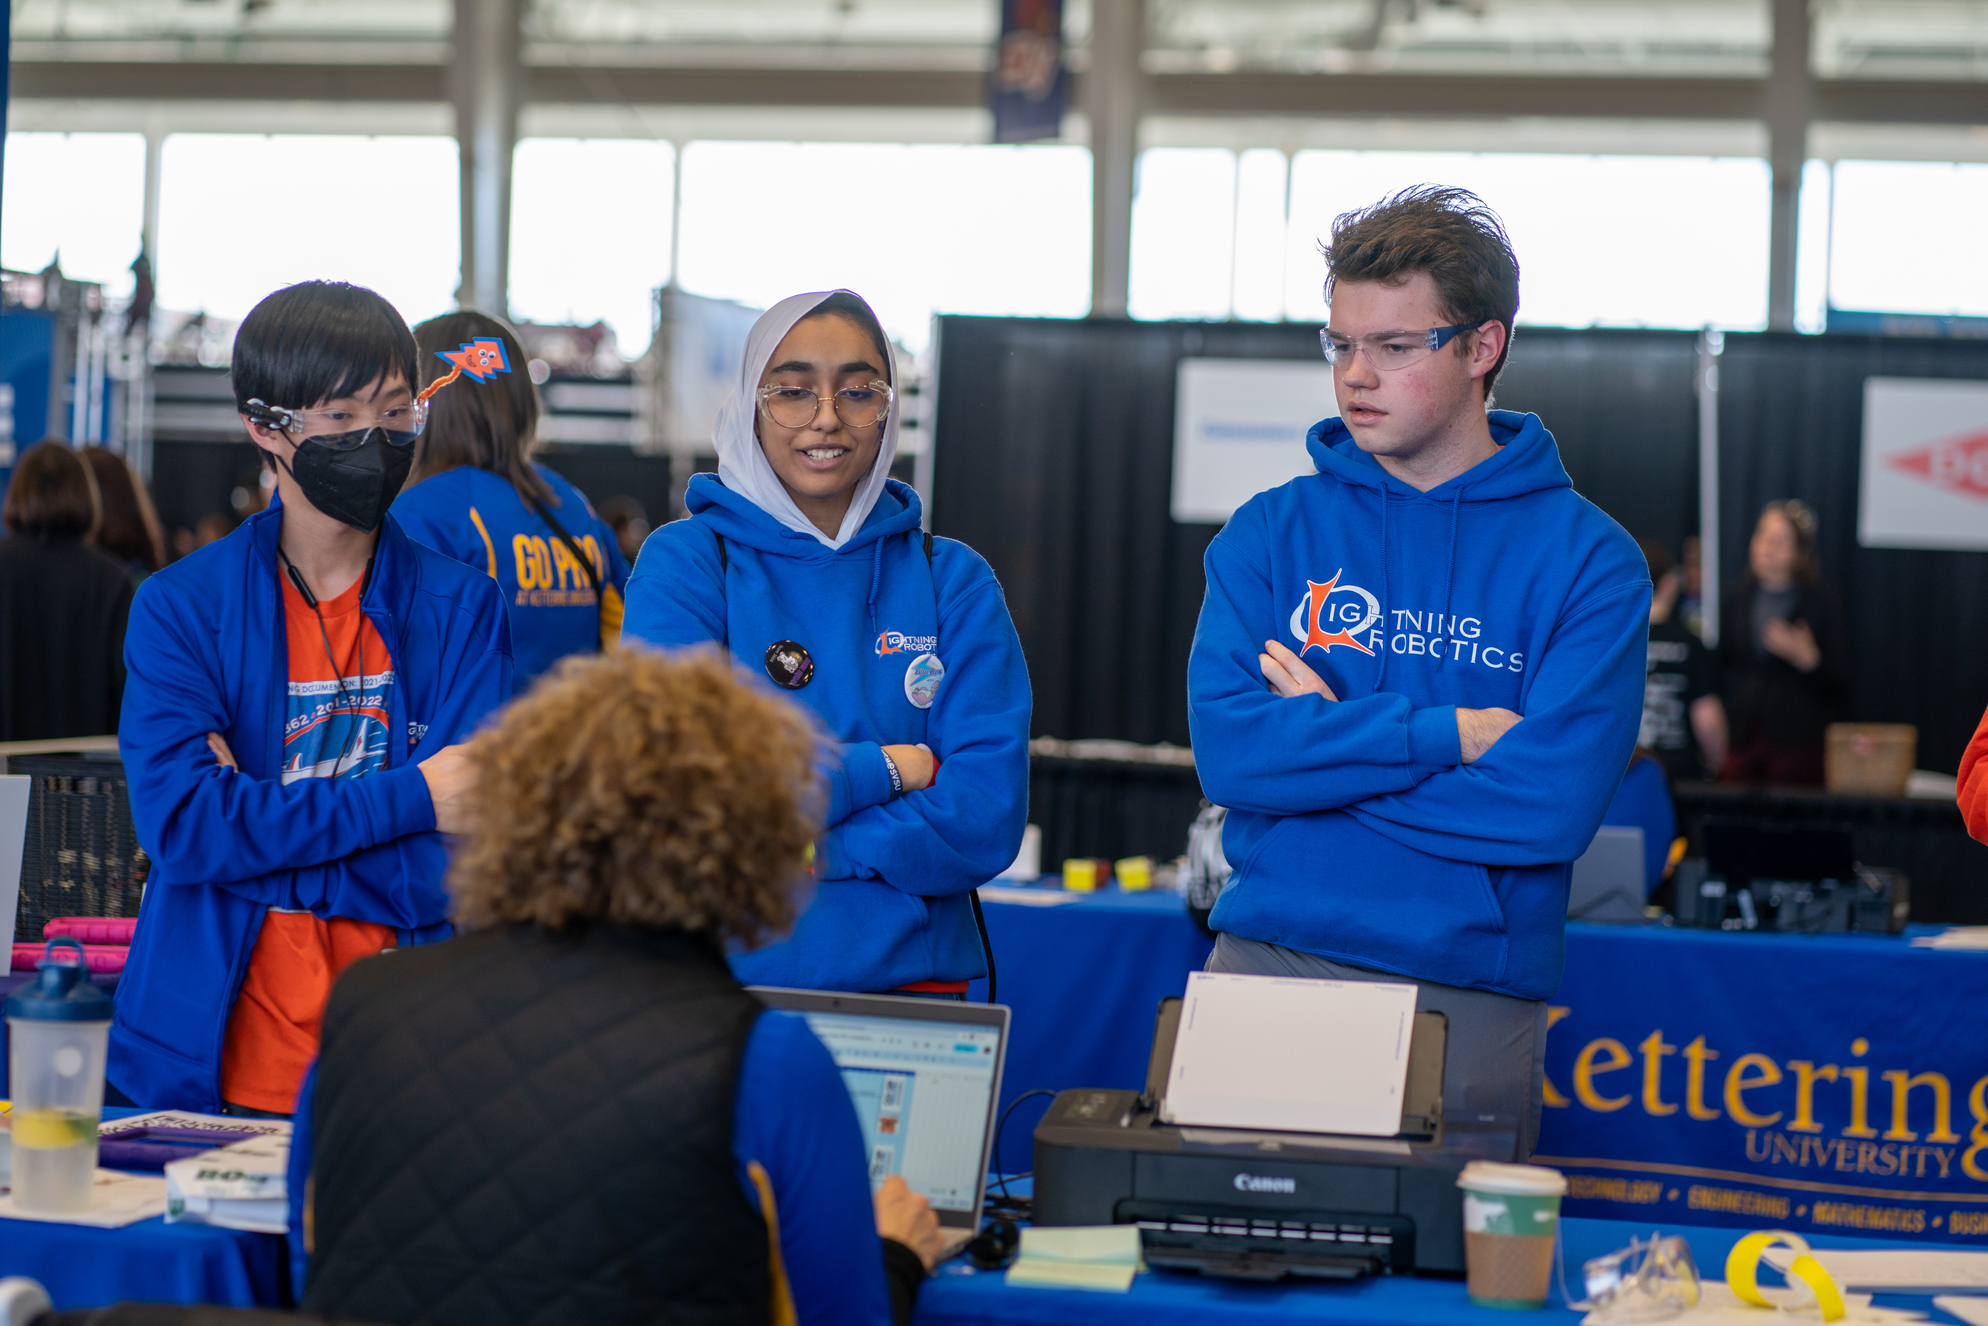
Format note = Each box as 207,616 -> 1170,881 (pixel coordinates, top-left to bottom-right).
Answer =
5,939 -> 114,1023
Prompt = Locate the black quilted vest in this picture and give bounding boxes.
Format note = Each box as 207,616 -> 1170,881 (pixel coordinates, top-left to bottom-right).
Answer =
303,924 -> 771,1326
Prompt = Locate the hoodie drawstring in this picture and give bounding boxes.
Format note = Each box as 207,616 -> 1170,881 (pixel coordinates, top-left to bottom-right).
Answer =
1437,487 -> 1462,670
867,536 -> 886,640
1375,487 -> 1391,693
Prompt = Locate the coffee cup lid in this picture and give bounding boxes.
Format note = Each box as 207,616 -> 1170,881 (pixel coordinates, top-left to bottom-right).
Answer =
1457,1161 -> 1567,1196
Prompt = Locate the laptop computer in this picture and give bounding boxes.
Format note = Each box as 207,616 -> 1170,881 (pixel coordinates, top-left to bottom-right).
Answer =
751,987 -> 1010,1253
1567,824 -> 1646,922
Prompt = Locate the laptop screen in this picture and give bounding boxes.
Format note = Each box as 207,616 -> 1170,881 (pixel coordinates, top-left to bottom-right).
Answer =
795,1010 -> 1003,1215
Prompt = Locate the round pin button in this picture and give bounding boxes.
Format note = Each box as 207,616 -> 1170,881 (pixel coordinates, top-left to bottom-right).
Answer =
764,640 -> 814,689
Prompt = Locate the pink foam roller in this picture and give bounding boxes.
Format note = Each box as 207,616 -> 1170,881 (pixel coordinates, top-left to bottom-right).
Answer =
42,917 -> 138,946
12,943 -> 128,974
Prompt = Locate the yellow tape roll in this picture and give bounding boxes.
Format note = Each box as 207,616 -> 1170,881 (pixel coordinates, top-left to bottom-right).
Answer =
1726,1231 -> 1848,1322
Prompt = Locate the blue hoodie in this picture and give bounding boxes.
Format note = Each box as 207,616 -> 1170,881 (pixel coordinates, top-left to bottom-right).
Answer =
621,476 -> 1031,993
1188,411 -> 1649,1001
109,498 -> 513,1109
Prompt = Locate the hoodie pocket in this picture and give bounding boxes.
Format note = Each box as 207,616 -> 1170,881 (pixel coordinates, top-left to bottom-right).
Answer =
1210,809 -> 1511,991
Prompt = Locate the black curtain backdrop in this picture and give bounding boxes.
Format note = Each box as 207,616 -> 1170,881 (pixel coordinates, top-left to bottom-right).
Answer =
933,317 -> 1988,773
1717,334 -> 1988,774
931,318 -> 1704,749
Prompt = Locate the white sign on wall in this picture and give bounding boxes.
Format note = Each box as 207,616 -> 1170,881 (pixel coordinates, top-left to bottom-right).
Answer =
1171,359 -> 1335,524
1859,376 -> 1988,552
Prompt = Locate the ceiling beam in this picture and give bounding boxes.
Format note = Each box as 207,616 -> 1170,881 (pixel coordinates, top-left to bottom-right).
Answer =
12,60 -> 1988,127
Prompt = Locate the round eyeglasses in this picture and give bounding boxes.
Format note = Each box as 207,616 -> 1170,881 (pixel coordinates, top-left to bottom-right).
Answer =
1320,323 -> 1480,372
757,380 -> 894,431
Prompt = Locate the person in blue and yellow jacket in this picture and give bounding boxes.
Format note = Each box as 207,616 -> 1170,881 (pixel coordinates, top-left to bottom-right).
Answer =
392,311 -> 628,691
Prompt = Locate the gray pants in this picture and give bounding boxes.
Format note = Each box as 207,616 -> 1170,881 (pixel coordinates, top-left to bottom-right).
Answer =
1206,934 -> 1548,1160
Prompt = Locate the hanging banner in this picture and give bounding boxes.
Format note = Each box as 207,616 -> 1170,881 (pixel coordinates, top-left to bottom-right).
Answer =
1858,376 -> 1988,552
990,0 -> 1067,144
1171,358 -> 1331,524
1537,924 -> 1988,1246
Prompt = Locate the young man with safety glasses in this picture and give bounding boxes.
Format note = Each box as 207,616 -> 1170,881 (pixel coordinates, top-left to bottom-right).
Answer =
1187,187 -> 1650,1159
109,281 -> 512,1114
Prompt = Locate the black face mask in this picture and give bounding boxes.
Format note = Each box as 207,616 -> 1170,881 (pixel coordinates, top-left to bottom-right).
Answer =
284,427 -> 417,533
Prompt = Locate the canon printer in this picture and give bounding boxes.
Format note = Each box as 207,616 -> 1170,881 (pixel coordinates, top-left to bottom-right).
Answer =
1033,997 -> 1515,1281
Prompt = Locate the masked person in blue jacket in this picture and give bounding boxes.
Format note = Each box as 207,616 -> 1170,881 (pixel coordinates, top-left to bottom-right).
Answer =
108,281 -> 512,1113
392,311 -> 629,691
621,290 -> 1030,996
1187,187 -> 1649,1159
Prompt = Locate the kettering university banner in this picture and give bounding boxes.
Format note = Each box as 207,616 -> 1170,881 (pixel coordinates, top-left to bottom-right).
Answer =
1537,924 -> 1988,1245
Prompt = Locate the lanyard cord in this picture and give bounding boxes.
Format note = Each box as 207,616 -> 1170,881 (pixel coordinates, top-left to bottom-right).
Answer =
278,547 -> 366,780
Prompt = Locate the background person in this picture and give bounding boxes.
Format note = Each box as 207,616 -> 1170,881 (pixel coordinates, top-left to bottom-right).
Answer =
621,290 -> 1030,997
109,281 -> 510,1114
81,445 -> 166,584
391,310 -> 630,690
293,648 -> 943,1326
1717,499 -> 1850,787
596,492 -> 650,565
0,440 -> 133,741
1187,187 -> 1650,1160
1636,536 -> 1726,781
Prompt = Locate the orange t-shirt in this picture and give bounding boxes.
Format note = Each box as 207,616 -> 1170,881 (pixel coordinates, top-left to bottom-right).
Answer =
219,571 -> 398,1114
1962,703 -> 1988,846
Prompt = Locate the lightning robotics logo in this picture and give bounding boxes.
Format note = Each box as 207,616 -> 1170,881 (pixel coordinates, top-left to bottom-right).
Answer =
1287,570 -> 1380,657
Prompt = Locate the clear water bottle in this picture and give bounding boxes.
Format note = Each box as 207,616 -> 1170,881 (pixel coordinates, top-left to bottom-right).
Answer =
6,938 -> 114,1213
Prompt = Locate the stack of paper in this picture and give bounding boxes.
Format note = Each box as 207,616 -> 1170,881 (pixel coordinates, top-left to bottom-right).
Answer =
0,1169 -> 168,1227
1910,928 -> 1988,951
1161,971 -> 1417,1136
164,1131 -> 291,1234
1006,1225 -> 1147,1293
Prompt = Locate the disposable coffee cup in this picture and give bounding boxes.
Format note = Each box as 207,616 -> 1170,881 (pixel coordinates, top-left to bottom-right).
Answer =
1457,1161 -> 1567,1309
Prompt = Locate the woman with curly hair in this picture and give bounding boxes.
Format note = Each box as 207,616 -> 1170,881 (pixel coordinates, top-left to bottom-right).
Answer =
287,648 -> 942,1326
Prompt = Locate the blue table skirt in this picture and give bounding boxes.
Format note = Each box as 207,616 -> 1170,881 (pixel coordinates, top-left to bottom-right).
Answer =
913,1216 -> 1964,1326
0,1107 -> 284,1310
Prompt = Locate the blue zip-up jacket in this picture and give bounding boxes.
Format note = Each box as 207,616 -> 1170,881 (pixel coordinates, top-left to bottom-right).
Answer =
621,476 -> 1031,993
1188,411 -> 1650,1000
391,463 -> 629,690
108,497 -> 513,1109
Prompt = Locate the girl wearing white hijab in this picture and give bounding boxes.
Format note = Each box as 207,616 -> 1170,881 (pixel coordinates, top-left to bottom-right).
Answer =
621,290 -> 1031,996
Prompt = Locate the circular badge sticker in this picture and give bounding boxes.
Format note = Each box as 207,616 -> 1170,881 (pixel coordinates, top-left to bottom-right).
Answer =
764,640 -> 814,690
904,653 -> 945,709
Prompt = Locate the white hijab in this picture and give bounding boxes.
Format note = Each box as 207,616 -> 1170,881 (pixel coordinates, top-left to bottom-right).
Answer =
712,289 -> 901,550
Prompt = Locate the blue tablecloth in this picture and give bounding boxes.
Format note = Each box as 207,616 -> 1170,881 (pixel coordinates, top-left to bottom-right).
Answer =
967,888 -> 1988,1246
0,1106 -> 284,1310
913,1216 -> 1966,1326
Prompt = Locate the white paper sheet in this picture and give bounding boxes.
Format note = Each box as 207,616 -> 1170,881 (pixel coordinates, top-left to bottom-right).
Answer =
1763,1248 -> 1988,1290
1934,1297 -> 1988,1325
975,886 -> 1084,907
0,1170 -> 168,1227
1160,971 -> 1417,1136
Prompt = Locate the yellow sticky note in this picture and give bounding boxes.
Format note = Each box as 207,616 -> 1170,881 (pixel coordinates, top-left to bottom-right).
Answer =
1006,1260 -> 1138,1292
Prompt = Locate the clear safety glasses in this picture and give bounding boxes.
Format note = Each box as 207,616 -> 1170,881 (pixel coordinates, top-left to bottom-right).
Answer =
244,397 -> 429,449
1320,323 -> 1480,372
1573,1235 -> 1701,1324
757,380 -> 894,430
